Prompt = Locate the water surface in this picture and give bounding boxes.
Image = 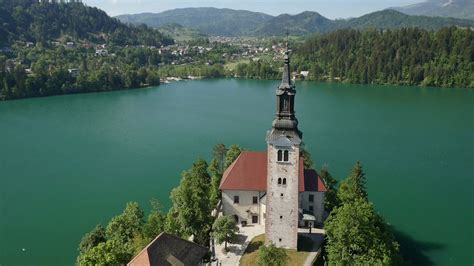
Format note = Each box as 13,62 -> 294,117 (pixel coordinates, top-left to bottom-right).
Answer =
0,79 -> 472,265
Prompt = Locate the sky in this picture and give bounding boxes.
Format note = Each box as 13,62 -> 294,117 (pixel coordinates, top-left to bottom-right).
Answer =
82,0 -> 424,18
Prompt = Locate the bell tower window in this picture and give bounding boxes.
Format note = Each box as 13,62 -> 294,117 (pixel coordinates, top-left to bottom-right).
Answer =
277,150 -> 283,161
277,150 -> 290,162
277,178 -> 282,185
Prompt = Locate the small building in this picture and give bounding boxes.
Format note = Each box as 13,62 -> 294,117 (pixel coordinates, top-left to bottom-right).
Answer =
66,42 -> 75,48
95,49 -> 108,56
128,232 -> 208,266
26,42 -> 35,48
68,68 -> 80,77
300,71 -> 309,78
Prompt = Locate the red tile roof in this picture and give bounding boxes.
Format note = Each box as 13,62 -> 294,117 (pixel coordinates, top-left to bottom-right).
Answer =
219,151 -> 326,192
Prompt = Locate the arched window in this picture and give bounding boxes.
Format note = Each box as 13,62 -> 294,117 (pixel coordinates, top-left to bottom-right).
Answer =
277,150 -> 283,161
282,178 -> 287,185
277,178 -> 282,185
284,150 -> 289,161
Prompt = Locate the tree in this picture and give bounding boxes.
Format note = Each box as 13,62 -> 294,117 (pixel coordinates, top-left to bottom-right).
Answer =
224,144 -> 241,169
78,224 -> 106,254
209,143 -> 227,208
320,167 -> 340,213
338,161 -> 368,204
142,199 -> 165,240
105,202 -> 144,243
324,198 -> 401,265
212,143 -> 227,173
170,159 -> 213,246
77,239 -> 130,265
258,243 -> 288,266
212,216 -> 238,251
300,143 -> 314,169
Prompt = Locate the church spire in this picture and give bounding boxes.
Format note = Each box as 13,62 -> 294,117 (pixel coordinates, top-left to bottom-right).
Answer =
280,37 -> 292,89
268,34 -> 303,141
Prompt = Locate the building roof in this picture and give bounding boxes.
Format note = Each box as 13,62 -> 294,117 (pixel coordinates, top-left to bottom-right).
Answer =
219,151 -> 327,193
128,232 -> 208,266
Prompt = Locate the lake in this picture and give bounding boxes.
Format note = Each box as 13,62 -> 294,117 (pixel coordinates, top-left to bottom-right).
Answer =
0,79 -> 472,265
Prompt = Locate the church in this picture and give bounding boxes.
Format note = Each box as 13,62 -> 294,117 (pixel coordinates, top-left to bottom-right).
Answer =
219,46 -> 326,250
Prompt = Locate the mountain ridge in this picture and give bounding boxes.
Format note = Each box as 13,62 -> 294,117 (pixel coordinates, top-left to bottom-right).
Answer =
390,0 -> 474,20
116,7 -> 474,37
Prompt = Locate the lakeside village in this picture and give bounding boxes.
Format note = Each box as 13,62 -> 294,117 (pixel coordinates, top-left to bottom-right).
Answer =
77,46 -> 401,265
0,36 -> 310,88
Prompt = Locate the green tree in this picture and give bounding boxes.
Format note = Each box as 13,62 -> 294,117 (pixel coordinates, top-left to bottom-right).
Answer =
106,202 -> 144,242
170,159 -> 213,246
212,216 -> 238,251
320,167 -> 340,213
338,161 -> 368,204
213,143 -> 227,173
258,243 -> 288,266
209,158 -> 222,208
142,199 -> 165,241
209,143 -> 227,208
78,224 -> 106,254
77,239 -> 130,265
324,198 -> 400,265
224,144 -> 242,169
300,143 -> 314,169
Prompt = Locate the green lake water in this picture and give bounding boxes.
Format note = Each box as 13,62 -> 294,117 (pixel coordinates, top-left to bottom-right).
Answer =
0,79 -> 473,265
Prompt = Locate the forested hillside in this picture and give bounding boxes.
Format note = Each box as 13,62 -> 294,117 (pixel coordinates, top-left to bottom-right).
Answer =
391,0 -> 474,20
116,8 -> 474,37
291,27 -> 474,88
0,0 -> 173,46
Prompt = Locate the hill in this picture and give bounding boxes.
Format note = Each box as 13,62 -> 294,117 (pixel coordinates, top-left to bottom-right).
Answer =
0,0 -> 173,47
116,8 -> 474,37
252,11 -> 334,36
337,10 -> 474,30
117,7 -> 273,36
390,0 -> 474,20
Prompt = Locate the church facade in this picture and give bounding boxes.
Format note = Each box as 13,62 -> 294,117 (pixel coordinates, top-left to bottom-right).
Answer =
219,47 -> 326,249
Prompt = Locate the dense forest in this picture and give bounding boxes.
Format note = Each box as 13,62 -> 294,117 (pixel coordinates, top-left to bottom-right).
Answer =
293,27 -> 473,88
235,27 -> 474,88
0,0 -> 173,46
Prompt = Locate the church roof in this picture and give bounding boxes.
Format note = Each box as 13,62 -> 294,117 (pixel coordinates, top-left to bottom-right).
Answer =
219,151 -> 326,192
128,232 -> 208,266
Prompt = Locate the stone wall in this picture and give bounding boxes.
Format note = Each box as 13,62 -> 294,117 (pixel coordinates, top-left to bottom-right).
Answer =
221,190 -> 265,225
265,144 -> 300,250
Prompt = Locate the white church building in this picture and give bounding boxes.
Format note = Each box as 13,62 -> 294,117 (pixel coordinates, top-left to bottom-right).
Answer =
219,46 -> 326,250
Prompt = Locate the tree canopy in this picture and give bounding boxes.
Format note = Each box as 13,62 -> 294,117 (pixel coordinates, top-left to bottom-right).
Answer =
212,215 -> 238,251
224,144 -> 242,169
324,199 -> 401,265
338,161 -> 368,204
170,159 -> 213,246
258,243 -> 289,266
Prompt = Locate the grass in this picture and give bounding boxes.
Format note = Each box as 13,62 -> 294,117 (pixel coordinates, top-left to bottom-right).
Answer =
224,59 -> 250,70
240,234 -> 313,266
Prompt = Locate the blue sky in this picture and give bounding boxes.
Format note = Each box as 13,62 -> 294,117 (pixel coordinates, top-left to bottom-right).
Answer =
82,0 -> 423,18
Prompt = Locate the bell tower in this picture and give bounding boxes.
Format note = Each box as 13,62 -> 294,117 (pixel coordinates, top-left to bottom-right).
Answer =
265,41 -> 302,250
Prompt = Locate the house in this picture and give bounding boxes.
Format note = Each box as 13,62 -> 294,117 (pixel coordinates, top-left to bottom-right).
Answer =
219,45 -> 326,250
66,42 -> 75,48
68,68 -> 80,77
300,71 -> 310,78
95,49 -> 108,56
128,232 -> 208,266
